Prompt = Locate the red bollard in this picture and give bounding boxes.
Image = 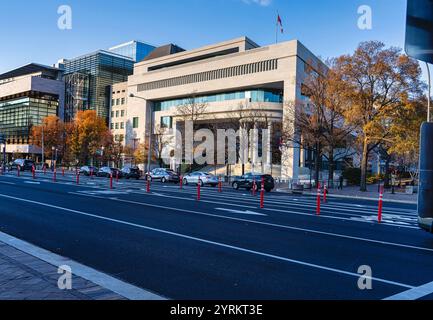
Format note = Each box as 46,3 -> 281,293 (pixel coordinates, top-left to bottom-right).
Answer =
323,182 -> 327,203
43,166 -> 46,175
110,173 -> 113,189
197,181 -> 201,201
90,169 -> 93,179
146,177 -> 150,193
316,182 -> 321,215
252,178 -> 257,197
378,185 -> 384,223
53,169 -> 57,183
32,165 -> 36,179
180,176 -> 183,189
76,172 -> 80,185
218,176 -> 222,193
62,167 -> 65,177
260,177 -> 265,208
17,166 -> 20,177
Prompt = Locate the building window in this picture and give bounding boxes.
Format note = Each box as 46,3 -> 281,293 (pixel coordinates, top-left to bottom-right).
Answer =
111,111 -> 114,118
115,123 -> 119,129
121,110 -> 125,117
120,122 -> 124,129
110,123 -> 114,129
133,117 -> 139,129
116,98 -> 120,105
116,110 -> 119,117
160,116 -> 172,129
111,99 -> 115,106
121,98 -> 125,105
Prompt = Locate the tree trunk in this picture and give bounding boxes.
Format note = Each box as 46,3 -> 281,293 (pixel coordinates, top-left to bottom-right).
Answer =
314,142 -> 321,188
360,138 -> 369,192
384,158 -> 390,188
328,148 -> 334,188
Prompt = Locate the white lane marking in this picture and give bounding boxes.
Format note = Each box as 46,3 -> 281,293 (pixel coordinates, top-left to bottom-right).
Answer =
0,181 -> 16,185
384,280 -> 433,300
130,190 -> 418,229
147,185 -> 417,215
0,193 -> 414,290
24,181 -> 40,185
215,208 -> 267,216
0,230 -> 164,300
69,192 -> 433,253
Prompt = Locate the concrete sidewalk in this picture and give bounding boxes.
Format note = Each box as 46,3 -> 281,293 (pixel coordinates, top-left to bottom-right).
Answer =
0,240 -> 126,300
276,184 -> 417,204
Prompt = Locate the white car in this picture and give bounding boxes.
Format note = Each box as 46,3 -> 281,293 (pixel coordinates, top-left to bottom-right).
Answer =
182,172 -> 219,187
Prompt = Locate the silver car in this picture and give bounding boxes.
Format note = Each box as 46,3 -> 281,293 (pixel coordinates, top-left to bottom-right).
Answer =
182,172 -> 219,187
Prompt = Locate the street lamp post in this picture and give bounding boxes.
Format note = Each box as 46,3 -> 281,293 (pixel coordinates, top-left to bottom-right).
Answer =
51,146 -> 55,171
129,93 -> 153,173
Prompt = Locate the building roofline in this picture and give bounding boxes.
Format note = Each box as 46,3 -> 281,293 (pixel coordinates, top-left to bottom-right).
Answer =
63,50 -> 135,63
109,40 -> 156,51
0,63 -> 62,81
136,36 -> 260,66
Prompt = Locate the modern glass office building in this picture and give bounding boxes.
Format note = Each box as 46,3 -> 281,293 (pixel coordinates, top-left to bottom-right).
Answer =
63,51 -> 134,122
108,41 -> 156,62
0,63 -> 65,159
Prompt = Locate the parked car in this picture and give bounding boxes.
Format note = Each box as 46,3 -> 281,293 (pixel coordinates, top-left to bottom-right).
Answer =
147,168 -> 180,183
79,166 -> 98,176
97,167 -> 121,178
121,166 -> 141,180
183,172 -> 219,187
8,159 -> 35,171
232,173 -> 275,192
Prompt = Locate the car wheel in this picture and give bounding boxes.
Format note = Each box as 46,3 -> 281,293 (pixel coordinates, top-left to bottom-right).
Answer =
183,178 -> 188,185
162,177 -> 167,183
147,176 -> 152,182
199,180 -> 204,187
246,187 -> 252,192
265,188 -> 272,193
233,182 -> 239,190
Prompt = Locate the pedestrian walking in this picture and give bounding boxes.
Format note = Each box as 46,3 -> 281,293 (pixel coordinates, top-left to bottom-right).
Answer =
339,175 -> 344,190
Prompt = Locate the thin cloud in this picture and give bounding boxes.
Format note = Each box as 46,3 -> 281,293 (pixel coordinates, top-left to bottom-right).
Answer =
242,0 -> 272,7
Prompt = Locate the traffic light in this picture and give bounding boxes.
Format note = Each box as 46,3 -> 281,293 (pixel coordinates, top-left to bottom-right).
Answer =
405,0 -> 433,63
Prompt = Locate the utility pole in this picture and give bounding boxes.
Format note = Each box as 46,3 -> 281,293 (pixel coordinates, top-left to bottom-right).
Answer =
41,126 -> 45,164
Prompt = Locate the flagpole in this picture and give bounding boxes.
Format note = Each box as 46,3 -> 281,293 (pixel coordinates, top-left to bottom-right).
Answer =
276,11 -> 278,44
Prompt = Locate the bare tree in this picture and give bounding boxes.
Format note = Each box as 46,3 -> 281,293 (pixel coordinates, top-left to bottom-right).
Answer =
153,124 -> 173,167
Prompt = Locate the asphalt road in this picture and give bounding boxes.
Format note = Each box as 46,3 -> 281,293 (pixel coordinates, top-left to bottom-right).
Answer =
0,170 -> 432,300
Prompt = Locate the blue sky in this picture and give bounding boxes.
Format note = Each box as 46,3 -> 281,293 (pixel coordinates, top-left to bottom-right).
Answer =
1,0 -> 425,78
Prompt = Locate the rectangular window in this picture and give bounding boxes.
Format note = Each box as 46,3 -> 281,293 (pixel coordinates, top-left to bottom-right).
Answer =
116,110 -> 119,117
133,117 -> 139,129
111,111 -> 114,118
110,123 -> 114,130
120,122 -> 124,129
121,98 -> 125,105
160,116 -> 172,129
115,123 -> 119,129
111,99 -> 115,106
121,110 -> 125,117
116,99 -> 120,105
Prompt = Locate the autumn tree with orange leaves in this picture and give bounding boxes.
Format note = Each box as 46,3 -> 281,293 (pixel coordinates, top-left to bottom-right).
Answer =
334,41 -> 424,191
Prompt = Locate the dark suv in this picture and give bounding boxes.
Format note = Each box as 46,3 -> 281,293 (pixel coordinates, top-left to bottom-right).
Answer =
9,159 -> 35,171
121,167 -> 141,180
232,173 -> 275,192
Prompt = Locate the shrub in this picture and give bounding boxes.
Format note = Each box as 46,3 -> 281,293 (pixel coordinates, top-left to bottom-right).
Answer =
342,168 -> 361,186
